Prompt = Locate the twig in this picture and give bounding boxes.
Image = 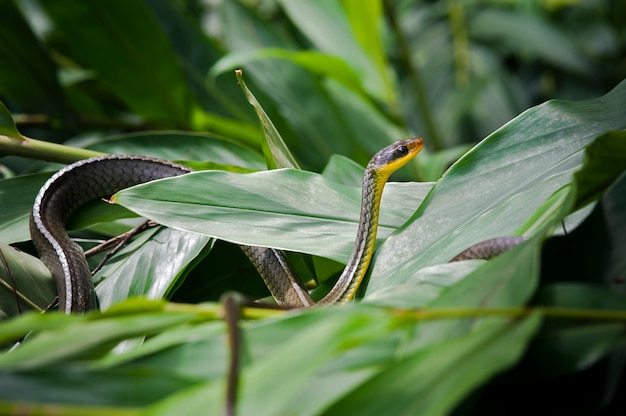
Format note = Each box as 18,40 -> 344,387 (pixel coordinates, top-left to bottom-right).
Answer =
87,221 -> 158,275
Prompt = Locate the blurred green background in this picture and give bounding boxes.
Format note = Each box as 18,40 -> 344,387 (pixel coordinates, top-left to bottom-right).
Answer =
1,0 -> 624,177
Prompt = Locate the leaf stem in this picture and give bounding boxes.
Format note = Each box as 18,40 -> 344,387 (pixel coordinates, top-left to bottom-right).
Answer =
0,401 -> 140,416
448,1 -> 470,88
168,302 -> 626,323
0,134 -> 104,164
392,306 -> 626,322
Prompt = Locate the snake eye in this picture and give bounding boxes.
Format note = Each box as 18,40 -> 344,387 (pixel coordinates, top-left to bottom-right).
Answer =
395,145 -> 409,158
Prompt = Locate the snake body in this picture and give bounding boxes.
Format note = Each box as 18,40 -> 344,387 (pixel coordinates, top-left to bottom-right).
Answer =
31,138 -> 424,313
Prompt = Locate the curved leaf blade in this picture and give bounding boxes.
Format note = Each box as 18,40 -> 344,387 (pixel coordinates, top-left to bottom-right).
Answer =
0,101 -> 20,138
0,243 -> 55,317
94,228 -> 211,311
87,131 -> 266,171
0,173 -> 50,244
235,70 -> 299,169
113,169 -> 431,263
211,48 -> 365,97
323,315 -> 541,416
368,80 -> 626,292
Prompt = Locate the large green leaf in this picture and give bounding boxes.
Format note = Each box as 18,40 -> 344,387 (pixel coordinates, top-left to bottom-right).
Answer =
0,367 -> 196,408
146,303 -> 541,415
323,315 -> 540,416
0,131 -> 263,242
210,48 -> 365,98
85,131 -> 265,170
367,79 -> 626,292
278,0 -> 395,105
540,169 -> 626,287
220,1 -> 405,169
114,169 -> 431,263
0,306 -> 197,369
341,0 -> 391,98
235,70 -> 299,169
94,227 -> 211,311
0,242 -> 55,317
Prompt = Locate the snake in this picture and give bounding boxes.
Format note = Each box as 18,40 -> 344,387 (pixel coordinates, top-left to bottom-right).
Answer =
30,138 -> 522,313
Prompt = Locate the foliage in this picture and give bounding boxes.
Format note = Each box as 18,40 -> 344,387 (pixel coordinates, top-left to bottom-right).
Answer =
0,0 -> 625,415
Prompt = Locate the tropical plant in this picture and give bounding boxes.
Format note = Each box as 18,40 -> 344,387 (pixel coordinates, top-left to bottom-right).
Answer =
0,1 -> 624,415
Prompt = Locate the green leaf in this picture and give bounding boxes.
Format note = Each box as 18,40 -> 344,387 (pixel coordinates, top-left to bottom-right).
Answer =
0,367 -> 196,408
189,110 -> 260,147
235,70 -> 299,169
341,0 -> 389,92
0,310 -> 196,369
147,306 -> 394,416
40,0 -> 194,126
86,131 -> 266,171
0,172 -> 50,244
367,80 -> 626,293
0,311 -> 75,345
573,130 -> 626,210
96,320 -> 227,374
536,284 -> 626,311
0,131 -> 265,245
323,315 -> 541,416
145,0 -> 259,133
321,154 -> 368,186
210,48 -> 365,97
279,0 -> 395,104
418,145 -> 471,182
234,307 -> 394,416
220,1 -> 404,169
540,169 -> 626,286
94,227 -> 211,311
113,169 -> 430,263
412,239 -> 542,345
0,242 -> 55,318
363,261 -> 479,308
0,101 -> 20,138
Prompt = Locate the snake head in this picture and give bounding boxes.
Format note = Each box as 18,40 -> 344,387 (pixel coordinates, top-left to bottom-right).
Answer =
369,137 -> 424,178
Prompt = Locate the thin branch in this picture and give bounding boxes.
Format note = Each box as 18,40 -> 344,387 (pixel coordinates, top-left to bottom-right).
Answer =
86,221 -> 158,276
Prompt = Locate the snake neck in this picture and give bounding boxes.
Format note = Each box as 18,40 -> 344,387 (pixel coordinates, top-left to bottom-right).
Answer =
318,166 -> 386,305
